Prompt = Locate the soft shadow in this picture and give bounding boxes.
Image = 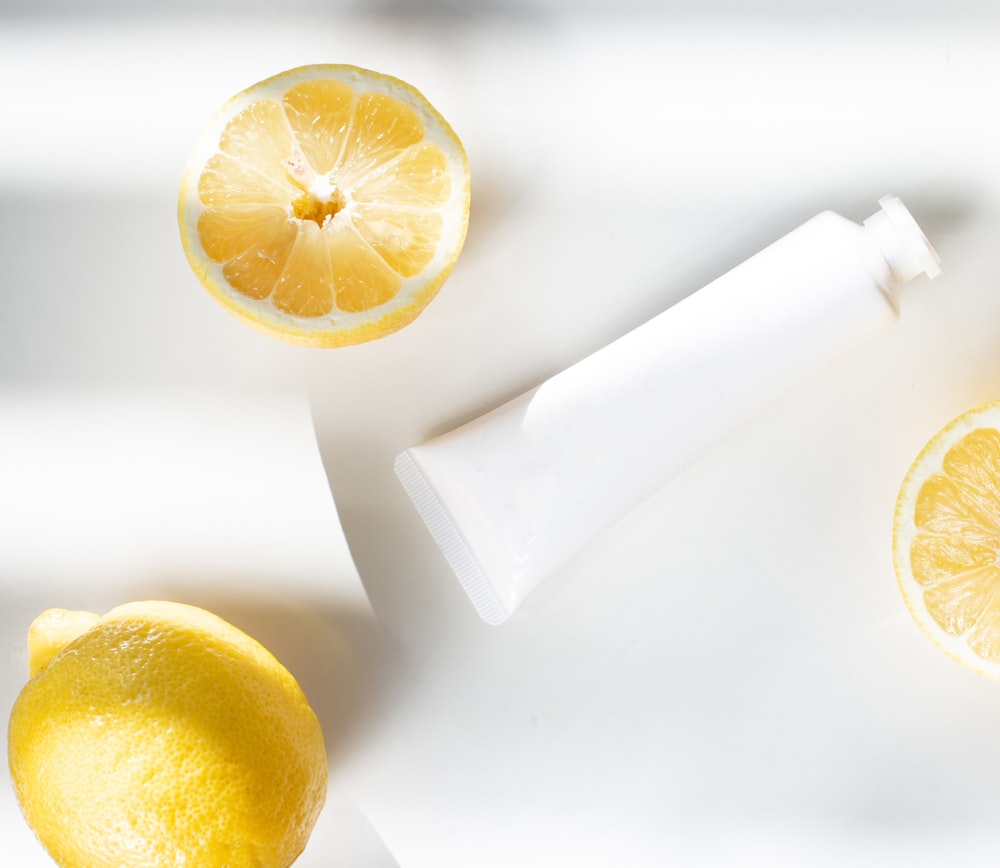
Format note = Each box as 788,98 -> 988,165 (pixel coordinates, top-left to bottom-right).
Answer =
307,421 -> 485,652
891,187 -> 985,247
460,163 -> 527,260
134,581 -> 399,768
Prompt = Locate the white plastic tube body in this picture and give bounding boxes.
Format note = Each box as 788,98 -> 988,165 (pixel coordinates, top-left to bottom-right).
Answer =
396,196 -> 940,624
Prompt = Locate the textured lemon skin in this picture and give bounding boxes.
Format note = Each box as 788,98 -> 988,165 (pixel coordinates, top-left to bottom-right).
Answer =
177,63 -> 471,348
27,608 -> 100,678
8,601 -> 328,868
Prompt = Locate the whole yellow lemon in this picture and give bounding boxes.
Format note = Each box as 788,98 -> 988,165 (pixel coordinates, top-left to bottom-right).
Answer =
7,601 -> 328,868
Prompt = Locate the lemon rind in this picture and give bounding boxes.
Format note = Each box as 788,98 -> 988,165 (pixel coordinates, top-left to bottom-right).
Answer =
178,64 -> 471,348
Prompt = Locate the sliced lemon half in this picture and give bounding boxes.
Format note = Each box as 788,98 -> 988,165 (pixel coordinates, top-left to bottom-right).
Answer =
893,400 -> 1000,678
178,64 -> 470,347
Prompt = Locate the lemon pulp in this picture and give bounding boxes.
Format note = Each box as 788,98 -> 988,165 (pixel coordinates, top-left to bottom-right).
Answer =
894,401 -> 1000,677
179,65 -> 470,346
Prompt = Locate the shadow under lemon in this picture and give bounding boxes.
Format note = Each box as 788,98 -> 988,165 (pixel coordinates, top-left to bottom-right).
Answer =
133,583 -> 395,769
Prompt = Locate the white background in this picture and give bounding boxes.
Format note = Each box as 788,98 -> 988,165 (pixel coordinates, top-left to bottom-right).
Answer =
3,1 -> 1000,865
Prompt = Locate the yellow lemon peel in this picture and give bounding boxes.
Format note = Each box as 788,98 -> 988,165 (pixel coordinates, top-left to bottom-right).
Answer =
8,601 -> 328,868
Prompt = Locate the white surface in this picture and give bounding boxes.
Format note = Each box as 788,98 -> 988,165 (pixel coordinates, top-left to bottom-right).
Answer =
0,393 -> 396,866
2,5 -> 1000,867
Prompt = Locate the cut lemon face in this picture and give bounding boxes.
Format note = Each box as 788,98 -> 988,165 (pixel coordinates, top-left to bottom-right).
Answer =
178,65 -> 470,347
893,400 -> 1000,678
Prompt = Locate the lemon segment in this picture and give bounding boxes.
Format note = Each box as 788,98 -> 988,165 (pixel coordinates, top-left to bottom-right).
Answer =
893,401 -> 1000,677
178,64 -> 470,347
281,80 -> 355,176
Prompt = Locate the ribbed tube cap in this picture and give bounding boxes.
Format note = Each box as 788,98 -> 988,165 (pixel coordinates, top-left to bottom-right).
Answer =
863,194 -> 941,283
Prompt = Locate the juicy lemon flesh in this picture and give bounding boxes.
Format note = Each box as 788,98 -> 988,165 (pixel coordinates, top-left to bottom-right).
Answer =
195,78 -> 452,320
7,601 -> 327,868
905,423 -> 1000,665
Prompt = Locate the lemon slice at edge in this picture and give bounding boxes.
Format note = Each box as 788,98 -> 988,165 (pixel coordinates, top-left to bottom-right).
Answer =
893,399 -> 1000,678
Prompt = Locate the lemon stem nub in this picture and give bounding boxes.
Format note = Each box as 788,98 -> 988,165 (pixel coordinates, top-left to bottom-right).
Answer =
27,609 -> 101,678
292,191 -> 346,227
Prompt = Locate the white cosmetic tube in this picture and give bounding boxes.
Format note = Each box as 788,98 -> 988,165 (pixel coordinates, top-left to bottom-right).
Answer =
396,196 -> 941,624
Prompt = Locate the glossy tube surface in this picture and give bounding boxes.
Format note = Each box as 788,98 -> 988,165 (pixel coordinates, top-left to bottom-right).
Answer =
396,196 -> 940,623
